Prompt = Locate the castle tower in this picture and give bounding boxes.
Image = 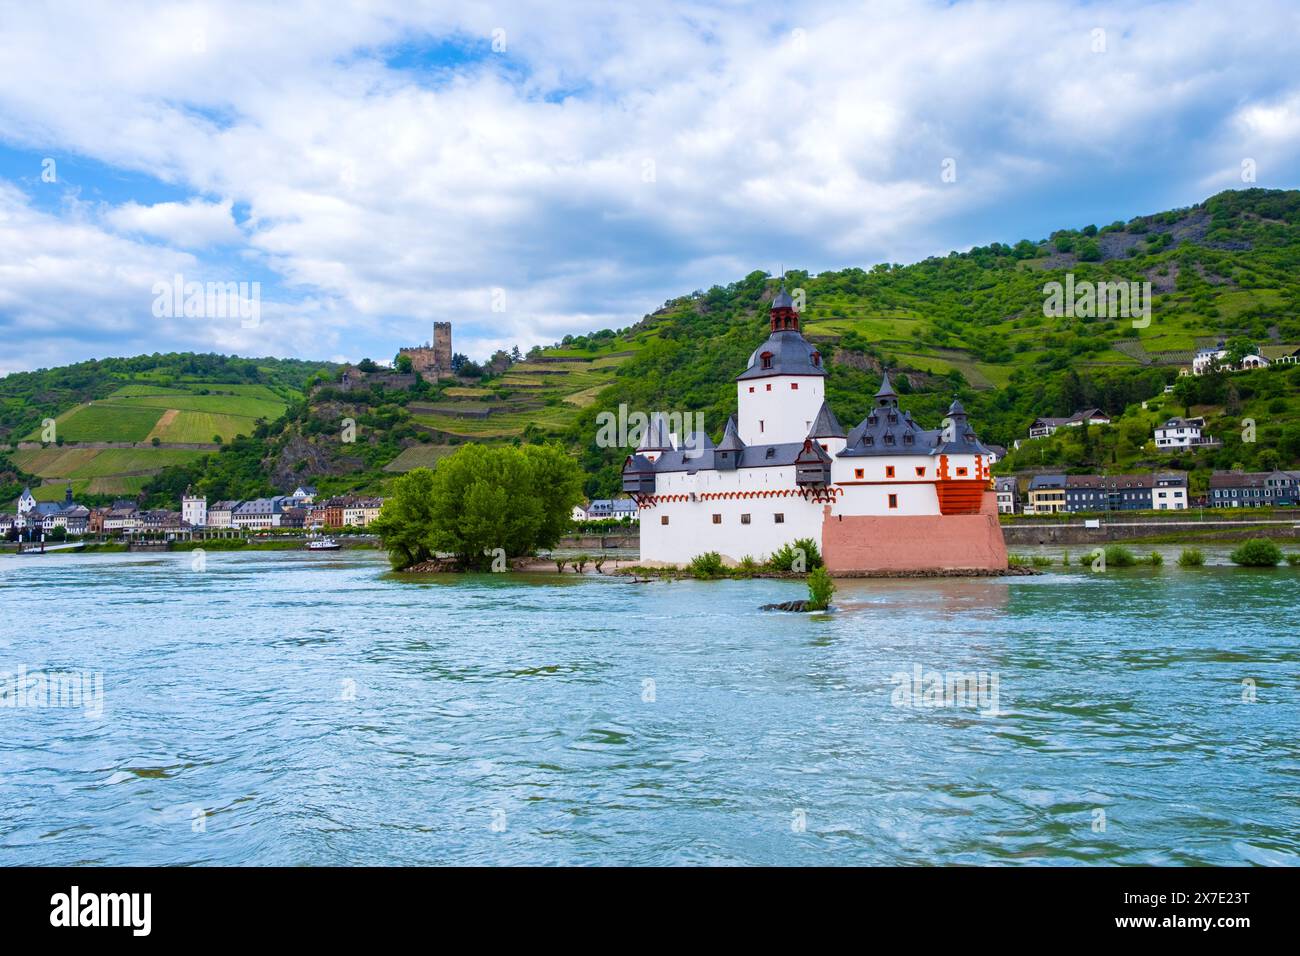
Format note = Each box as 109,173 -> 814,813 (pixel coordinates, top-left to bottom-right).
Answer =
433,322 -> 452,372
400,322 -> 453,383
182,485 -> 207,528
735,281 -> 827,445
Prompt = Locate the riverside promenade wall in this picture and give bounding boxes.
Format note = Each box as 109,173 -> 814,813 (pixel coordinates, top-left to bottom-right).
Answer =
1002,516 -> 1300,546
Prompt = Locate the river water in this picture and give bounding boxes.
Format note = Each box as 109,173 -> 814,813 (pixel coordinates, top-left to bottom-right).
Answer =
1,548 -> 1296,865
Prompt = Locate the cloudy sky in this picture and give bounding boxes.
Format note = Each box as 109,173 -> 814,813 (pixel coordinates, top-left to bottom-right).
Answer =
2,0 -> 1300,374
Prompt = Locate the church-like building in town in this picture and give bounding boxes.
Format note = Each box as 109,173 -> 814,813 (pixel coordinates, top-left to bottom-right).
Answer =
622,285 -> 1008,573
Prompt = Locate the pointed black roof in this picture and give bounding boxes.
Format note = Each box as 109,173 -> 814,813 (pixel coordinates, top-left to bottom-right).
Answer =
807,401 -> 845,439
841,398 -> 942,458
681,428 -> 714,459
771,281 -> 795,311
636,412 -> 673,452
622,452 -> 656,474
934,398 -> 989,456
874,372 -> 898,406
716,415 -> 746,451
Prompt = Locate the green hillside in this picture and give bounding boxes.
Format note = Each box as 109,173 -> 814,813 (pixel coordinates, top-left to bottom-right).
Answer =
7,187 -> 1300,509
0,354 -> 336,505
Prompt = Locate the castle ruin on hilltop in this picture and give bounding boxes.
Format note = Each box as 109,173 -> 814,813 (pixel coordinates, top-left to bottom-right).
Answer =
399,322 -> 453,383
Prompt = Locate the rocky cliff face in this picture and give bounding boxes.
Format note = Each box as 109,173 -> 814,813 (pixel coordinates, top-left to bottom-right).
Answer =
267,433 -> 367,490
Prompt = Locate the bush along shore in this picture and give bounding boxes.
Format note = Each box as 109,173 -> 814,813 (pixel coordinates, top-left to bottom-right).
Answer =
1008,540 -> 1300,569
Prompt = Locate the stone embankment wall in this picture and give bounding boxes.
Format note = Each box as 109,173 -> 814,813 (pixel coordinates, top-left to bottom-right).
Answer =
1003,520 -> 1300,546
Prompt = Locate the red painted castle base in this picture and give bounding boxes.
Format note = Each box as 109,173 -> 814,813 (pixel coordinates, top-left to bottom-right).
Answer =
820,492 -> 1009,575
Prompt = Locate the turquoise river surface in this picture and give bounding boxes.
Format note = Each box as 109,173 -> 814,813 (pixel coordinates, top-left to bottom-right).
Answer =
1,547 -> 1297,866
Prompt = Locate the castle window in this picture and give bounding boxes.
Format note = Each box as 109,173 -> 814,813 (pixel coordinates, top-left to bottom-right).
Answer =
791,383 -> 798,390
864,436 -> 874,446
885,466 -> 895,478
765,447 -> 776,459
748,386 -> 755,393
915,467 -> 926,477
820,444 -> 828,451
759,420 -> 765,433
761,352 -> 773,370
774,513 -> 785,524
884,434 -> 895,446
854,468 -> 864,479
956,467 -> 968,477
661,516 -> 670,525
765,383 -> 772,391
888,494 -> 898,509
903,434 -> 913,445
712,514 -> 721,524
741,513 -> 751,524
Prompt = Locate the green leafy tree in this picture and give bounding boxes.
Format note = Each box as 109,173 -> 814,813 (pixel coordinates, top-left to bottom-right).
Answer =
368,467 -> 439,569
371,444 -> 583,570
1224,336 -> 1256,366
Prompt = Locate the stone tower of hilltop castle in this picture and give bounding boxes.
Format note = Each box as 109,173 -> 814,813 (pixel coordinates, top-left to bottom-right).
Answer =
400,322 -> 453,383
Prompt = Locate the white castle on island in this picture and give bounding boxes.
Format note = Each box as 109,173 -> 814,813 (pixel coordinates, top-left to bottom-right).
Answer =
621,285 -> 1009,574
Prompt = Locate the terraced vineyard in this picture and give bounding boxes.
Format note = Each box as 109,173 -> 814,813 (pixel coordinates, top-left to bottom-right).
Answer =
12,381 -> 291,500
12,446 -> 209,499
30,383 -> 288,442
406,346 -> 644,440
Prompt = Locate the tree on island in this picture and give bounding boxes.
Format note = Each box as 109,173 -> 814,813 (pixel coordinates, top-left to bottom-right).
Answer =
370,443 -> 585,570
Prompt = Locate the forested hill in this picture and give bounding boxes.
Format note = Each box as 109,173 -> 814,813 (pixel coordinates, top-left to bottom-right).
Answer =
6,187 -> 1300,505
0,353 -> 335,445
567,187 -> 1300,495
0,354 -> 337,505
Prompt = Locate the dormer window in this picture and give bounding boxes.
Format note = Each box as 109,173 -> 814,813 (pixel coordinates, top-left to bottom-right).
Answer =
884,433 -> 895,446
765,447 -> 776,459
811,351 -> 821,367
867,415 -> 877,426
760,352 -> 773,370
903,433 -> 913,445
887,412 -> 898,424
864,436 -> 874,446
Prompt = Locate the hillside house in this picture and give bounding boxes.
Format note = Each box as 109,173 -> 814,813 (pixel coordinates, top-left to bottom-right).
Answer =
1154,416 -> 1220,451
1026,409 -> 1111,439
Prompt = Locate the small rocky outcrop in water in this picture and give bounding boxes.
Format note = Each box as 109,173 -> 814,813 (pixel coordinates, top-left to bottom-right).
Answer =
761,600 -> 826,612
403,557 -> 461,573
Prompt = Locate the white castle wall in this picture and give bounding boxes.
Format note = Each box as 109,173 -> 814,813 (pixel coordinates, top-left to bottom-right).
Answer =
832,453 -> 942,516
737,376 -> 825,445
637,449 -> 994,564
640,463 -> 823,563
639,495 -> 824,564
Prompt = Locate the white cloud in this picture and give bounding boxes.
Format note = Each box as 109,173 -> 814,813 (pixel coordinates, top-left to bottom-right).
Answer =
105,197 -> 241,248
2,0 -> 1300,370
0,183 -> 345,374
